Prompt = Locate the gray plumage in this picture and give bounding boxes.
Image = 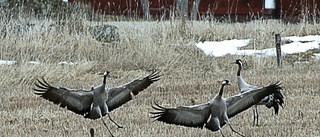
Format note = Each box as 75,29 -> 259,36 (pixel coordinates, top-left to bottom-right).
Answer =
233,59 -> 284,126
34,70 -> 161,137
151,80 -> 282,136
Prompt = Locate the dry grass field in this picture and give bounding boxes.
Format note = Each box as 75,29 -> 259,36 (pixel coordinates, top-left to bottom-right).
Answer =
0,9 -> 320,137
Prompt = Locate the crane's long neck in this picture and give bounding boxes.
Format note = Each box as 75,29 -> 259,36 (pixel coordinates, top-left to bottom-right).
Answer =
236,62 -> 251,92
237,63 -> 242,76
103,74 -> 107,85
94,72 -> 107,94
219,84 -> 225,96
93,73 -> 108,100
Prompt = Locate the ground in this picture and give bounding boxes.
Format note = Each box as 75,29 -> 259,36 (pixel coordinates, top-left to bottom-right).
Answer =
0,15 -> 319,136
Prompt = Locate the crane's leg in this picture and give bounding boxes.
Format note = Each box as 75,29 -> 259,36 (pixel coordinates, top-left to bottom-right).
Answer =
225,120 -> 245,137
219,128 -> 225,137
252,106 -> 255,126
100,117 -> 115,137
212,118 -> 225,137
252,105 -> 259,126
107,113 -> 123,128
255,105 -> 259,126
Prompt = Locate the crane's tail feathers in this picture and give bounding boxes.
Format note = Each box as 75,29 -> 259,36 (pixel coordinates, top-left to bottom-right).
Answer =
274,92 -> 284,105
265,81 -> 285,115
273,102 -> 280,115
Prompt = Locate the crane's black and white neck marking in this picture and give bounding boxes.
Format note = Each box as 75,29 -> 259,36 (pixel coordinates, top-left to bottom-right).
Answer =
232,59 -> 253,93
219,80 -> 231,96
92,71 -> 110,94
103,71 -> 110,85
233,59 -> 243,76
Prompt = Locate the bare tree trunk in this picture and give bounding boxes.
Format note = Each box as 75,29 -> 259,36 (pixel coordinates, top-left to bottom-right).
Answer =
140,0 -> 151,20
176,0 -> 188,18
191,0 -> 201,20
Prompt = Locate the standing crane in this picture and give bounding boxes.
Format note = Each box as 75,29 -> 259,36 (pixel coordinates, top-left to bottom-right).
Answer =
151,80 -> 282,136
34,70 -> 161,137
232,59 -> 284,126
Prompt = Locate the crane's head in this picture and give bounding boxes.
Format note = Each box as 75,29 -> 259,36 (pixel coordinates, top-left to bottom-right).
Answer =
221,80 -> 231,86
103,71 -> 110,85
104,71 -> 110,76
219,80 -> 231,96
91,71 -> 110,94
232,59 -> 243,66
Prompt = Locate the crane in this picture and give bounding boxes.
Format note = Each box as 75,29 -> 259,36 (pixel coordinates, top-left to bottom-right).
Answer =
151,80 -> 282,136
34,70 -> 161,136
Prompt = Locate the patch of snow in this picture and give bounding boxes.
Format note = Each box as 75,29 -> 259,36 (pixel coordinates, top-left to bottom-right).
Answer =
294,61 -> 310,64
58,61 -> 76,65
247,42 -> 320,56
0,60 -> 16,65
196,39 -> 251,56
0,60 -> 79,65
28,61 -> 40,65
196,35 -> 320,58
280,42 -> 320,54
314,53 -> 320,59
282,35 -> 320,42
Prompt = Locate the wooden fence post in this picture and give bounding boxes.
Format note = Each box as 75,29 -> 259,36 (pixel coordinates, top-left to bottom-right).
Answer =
275,34 -> 282,67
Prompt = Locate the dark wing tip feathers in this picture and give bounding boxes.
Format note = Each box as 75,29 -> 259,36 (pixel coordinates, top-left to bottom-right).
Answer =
33,78 -> 64,106
270,81 -> 284,101
273,101 -> 280,115
150,101 -> 206,129
148,69 -> 162,82
150,101 -> 178,124
130,69 -> 161,95
150,101 -> 166,119
268,81 -> 283,92
33,78 -> 51,95
150,102 -> 178,125
267,81 -> 285,114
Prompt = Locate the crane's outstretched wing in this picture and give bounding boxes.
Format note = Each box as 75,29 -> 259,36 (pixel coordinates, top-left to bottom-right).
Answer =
106,70 -> 161,112
238,76 -> 285,115
150,102 -> 211,128
33,78 -> 94,116
226,81 -> 283,119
